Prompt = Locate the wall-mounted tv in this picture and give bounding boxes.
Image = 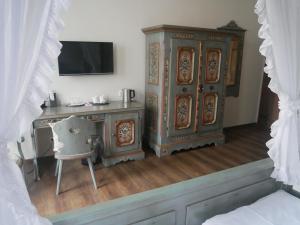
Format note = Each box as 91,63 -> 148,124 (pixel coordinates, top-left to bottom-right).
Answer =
58,41 -> 113,76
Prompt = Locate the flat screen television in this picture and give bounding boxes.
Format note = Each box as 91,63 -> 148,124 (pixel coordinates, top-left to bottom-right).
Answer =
58,41 -> 113,75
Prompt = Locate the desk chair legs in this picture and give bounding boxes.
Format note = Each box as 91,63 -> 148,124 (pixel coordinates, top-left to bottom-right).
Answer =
55,160 -> 59,177
17,140 -> 27,186
87,157 -> 97,190
56,158 -> 97,195
56,160 -> 63,195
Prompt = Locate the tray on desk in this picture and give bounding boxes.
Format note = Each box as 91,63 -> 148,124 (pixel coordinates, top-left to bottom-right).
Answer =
90,102 -> 110,106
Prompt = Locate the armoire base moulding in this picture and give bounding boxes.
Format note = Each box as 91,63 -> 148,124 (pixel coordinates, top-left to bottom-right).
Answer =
101,149 -> 145,167
148,132 -> 225,157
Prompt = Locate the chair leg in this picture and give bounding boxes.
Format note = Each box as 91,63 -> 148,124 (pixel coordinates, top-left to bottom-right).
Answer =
17,141 -> 27,186
33,157 -> 40,181
56,160 -> 63,195
20,161 -> 28,187
55,160 -> 59,177
87,158 -> 97,190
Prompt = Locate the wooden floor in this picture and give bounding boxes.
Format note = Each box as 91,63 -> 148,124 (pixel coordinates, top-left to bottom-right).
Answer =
28,124 -> 269,217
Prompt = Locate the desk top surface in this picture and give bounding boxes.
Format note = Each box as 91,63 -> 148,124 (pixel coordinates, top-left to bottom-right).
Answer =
38,101 -> 144,120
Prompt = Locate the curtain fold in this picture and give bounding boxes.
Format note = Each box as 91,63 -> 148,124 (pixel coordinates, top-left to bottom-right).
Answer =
0,0 -> 69,224
255,0 -> 300,185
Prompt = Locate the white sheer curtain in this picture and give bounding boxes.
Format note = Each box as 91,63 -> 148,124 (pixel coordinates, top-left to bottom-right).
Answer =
0,0 -> 69,224
255,0 -> 300,186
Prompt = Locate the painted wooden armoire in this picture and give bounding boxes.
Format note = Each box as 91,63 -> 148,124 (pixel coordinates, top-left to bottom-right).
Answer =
143,24 -> 244,157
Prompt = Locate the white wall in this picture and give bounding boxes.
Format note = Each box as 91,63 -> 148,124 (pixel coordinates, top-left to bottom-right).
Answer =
54,0 -> 264,127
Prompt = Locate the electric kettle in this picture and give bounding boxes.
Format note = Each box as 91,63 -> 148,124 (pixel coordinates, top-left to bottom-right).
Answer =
121,88 -> 135,103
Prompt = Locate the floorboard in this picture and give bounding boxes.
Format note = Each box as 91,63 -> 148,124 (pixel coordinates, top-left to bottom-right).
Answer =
28,124 -> 269,216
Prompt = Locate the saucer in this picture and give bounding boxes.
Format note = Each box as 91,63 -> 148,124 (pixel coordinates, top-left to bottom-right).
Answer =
66,102 -> 85,107
91,101 -> 109,106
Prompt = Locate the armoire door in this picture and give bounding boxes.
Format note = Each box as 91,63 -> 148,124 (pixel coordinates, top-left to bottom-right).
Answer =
168,39 -> 200,137
199,40 -> 227,133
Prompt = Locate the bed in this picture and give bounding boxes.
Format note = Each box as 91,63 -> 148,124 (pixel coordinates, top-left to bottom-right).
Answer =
203,190 -> 300,225
50,158 -> 294,225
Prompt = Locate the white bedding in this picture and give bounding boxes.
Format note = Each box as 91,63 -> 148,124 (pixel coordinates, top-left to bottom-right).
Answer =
203,190 -> 300,225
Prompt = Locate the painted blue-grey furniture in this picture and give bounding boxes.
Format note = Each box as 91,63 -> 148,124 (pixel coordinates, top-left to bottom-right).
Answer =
51,116 -> 97,195
49,158 -> 286,225
32,101 -> 145,180
218,21 -> 246,97
142,24 -> 234,157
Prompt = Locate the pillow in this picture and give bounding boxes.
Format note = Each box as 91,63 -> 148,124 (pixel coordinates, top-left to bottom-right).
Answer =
203,190 -> 300,225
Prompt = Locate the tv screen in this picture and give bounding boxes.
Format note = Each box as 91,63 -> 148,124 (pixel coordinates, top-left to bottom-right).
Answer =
58,41 -> 113,75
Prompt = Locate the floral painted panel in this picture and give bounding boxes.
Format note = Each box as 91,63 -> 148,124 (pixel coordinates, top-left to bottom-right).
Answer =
175,95 -> 192,129
116,119 -> 135,147
202,93 -> 218,125
226,39 -> 239,86
205,48 -> 221,83
148,43 -> 160,85
146,94 -> 158,131
176,47 -> 195,85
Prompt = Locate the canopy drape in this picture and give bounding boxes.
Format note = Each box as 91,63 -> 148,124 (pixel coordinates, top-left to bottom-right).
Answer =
255,0 -> 300,185
0,0 -> 69,224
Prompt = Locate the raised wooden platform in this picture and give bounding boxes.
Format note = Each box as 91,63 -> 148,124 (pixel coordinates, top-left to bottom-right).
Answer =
28,124 -> 269,217
50,159 -> 277,225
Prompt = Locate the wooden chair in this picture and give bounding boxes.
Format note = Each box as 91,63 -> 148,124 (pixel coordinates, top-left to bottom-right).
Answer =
51,116 -> 97,195
16,137 -> 27,185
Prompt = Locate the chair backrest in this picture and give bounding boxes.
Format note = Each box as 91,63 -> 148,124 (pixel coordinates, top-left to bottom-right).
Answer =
51,116 -> 96,158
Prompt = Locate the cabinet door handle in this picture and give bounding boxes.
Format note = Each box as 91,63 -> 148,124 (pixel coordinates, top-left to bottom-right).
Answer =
199,84 -> 204,93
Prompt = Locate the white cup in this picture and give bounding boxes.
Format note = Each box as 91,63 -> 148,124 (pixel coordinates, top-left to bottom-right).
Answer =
99,95 -> 107,103
92,96 -> 100,104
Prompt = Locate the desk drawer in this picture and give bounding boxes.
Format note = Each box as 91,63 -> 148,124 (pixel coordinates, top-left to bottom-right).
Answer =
34,114 -> 105,128
85,114 -> 105,122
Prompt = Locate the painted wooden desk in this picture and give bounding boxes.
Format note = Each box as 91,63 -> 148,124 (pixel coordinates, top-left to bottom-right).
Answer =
32,101 -> 145,180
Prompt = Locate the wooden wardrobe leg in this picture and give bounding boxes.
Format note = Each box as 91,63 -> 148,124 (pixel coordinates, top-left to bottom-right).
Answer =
87,158 -> 97,190
56,160 -> 63,195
